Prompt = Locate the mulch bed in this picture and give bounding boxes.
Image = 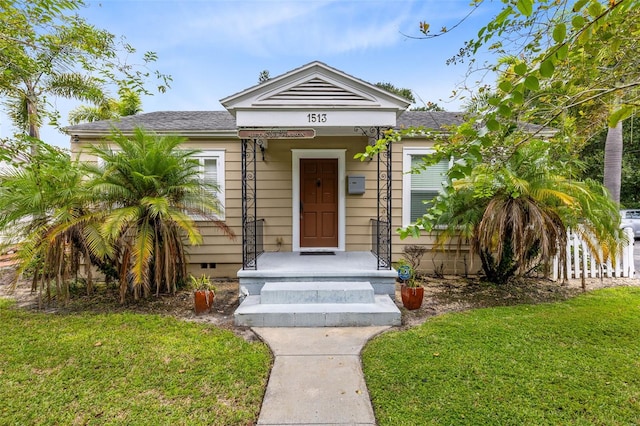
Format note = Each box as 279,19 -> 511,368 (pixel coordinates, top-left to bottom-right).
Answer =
2,267 -> 638,337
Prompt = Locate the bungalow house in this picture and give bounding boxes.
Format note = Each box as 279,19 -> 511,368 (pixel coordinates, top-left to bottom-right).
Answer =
66,61 -> 469,326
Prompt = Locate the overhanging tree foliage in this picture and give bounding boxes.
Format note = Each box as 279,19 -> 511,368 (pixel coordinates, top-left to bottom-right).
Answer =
360,123 -> 622,283
0,0 -> 170,141
446,0 -> 640,203
68,88 -> 142,124
581,115 -> 640,207
358,0 -> 630,283
374,82 -> 415,103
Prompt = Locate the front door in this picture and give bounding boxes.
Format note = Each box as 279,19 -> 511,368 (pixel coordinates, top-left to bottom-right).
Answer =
300,158 -> 338,248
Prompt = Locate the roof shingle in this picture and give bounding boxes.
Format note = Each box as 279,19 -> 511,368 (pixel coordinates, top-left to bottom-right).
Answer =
65,110 -> 466,134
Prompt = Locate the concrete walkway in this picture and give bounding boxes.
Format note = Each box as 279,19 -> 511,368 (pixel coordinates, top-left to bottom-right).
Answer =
253,327 -> 389,425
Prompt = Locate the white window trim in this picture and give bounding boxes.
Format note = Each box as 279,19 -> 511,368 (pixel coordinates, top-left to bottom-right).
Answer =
95,148 -> 226,220
191,150 -> 226,221
402,148 -> 451,228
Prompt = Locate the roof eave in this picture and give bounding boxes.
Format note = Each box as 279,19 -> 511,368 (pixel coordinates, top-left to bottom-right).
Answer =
68,129 -> 239,140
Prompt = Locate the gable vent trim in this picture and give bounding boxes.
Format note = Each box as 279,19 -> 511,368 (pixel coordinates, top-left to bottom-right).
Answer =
264,78 -> 371,102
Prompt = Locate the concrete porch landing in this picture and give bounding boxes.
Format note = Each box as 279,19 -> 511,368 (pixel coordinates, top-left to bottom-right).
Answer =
235,252 -> 400,327
237,251 -> 397,297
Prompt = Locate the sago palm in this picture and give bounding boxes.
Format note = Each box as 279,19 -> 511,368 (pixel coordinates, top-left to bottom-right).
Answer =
84,128 -> 233,302
0,143 -> 100,305
427,139 -> 623,283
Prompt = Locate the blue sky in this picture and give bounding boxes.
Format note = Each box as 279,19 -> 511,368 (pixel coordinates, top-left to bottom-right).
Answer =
3,0 -> 503,149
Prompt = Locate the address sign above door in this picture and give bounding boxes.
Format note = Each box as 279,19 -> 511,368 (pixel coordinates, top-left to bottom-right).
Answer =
237,129 -> 316,139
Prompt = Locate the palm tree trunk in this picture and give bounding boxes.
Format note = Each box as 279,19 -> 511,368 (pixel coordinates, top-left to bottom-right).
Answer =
603,121 -> 623,204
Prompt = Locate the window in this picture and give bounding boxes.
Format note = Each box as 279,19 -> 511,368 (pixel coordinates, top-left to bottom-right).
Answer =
94,148 -> 226,220
192,151 -> 225,220
402,148 -> 450,227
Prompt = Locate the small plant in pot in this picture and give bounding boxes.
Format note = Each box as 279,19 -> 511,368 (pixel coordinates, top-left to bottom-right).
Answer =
397,262 -> 424,310
189,274 -> 216,315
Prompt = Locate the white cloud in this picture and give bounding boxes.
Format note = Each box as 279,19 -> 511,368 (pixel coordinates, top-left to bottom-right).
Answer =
130,0 -> 422,56
19,0 -> 502,149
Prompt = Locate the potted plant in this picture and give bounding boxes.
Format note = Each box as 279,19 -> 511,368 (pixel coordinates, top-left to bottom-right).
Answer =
190,274 -> 216,315
397,263 -> 424,310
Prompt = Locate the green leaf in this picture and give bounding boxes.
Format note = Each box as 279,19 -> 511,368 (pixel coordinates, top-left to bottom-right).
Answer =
588,1 -> 603,17
449,170 -> 466,180
572,0 -> 589,12
552,23 -> 566,43
578,27 -> 592,43
511,90 -> 524,104
555,44 -> 569,60
608,105 -> 633,128
516,0 -> 533,16
498,80 -> 513,92
514,62 -> 528,76
494,6 -> 514,25
498,104 -> 512,117
524,75 -> 540,91
610,37 -> 622,54
539,59 -> 555,78
467,145 -> 482,161
572,15 -> 585,30
486,119 -> 500,131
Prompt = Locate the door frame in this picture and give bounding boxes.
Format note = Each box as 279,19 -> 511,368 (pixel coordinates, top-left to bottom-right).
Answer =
292,149 -> 346,252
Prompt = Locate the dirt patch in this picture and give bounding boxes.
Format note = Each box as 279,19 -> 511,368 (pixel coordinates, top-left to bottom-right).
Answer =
1,268 -> 638,336
0,269 -> 256,341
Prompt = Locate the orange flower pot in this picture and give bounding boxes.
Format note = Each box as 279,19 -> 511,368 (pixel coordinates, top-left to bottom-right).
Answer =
194,290 -> 215,315
400,284 -> 424,310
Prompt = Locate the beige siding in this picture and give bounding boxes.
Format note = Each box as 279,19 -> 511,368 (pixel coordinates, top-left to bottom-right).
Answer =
389,138 -> 477,275
72,134 -> 472,278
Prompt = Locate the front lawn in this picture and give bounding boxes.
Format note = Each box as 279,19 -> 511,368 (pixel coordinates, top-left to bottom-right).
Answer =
363,287 -> 640,425
0,299 -> 272,425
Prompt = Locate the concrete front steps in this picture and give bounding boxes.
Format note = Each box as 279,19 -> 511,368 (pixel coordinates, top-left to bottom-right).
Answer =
234,281 -> 401,327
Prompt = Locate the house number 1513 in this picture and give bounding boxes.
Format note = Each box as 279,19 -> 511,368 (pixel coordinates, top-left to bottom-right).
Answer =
307,113 -> 327,123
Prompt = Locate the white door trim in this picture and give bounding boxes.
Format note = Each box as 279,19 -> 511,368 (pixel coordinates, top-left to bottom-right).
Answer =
292,149 -> 346,252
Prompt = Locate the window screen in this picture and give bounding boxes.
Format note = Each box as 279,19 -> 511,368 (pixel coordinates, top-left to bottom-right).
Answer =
409,155 -> 448,222
203,158 -> 218,187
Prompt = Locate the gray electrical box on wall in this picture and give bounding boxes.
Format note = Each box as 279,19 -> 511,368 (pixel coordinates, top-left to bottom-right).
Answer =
348,175 -> 365,194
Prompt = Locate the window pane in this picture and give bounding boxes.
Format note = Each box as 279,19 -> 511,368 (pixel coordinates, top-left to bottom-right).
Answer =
410,155 -> 448,189
410,190 -> 439,222
204,158 -> 217,186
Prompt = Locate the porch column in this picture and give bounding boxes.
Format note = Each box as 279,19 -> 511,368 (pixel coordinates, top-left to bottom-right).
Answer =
376,128 -> 392,269
357,127 -> 392,270
241,138 -> 262,269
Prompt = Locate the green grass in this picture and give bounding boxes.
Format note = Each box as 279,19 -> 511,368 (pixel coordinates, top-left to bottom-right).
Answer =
0,299 -> 272,425
363,287 -> 640,425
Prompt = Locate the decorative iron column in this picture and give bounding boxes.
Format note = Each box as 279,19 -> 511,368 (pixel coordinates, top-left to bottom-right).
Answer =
356,127 -> 392,269
377,127 -> 392,269
241,138 -> 260,269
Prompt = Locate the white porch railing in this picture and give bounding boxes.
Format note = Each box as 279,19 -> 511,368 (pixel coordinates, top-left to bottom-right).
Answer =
552,227 -> 635,281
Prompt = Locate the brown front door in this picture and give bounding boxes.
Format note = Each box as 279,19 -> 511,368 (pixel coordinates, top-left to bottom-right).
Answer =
300,158 -> 338,248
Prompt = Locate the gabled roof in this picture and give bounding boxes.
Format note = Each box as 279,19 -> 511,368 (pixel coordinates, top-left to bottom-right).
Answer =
64,110 -> 467,137
220,61 -> 411,116
64,61 -> 555,140
64,62 -> 469,138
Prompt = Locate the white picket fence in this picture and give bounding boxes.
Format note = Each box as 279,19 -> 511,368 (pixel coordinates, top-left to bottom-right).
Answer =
552,227 -> 635,281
